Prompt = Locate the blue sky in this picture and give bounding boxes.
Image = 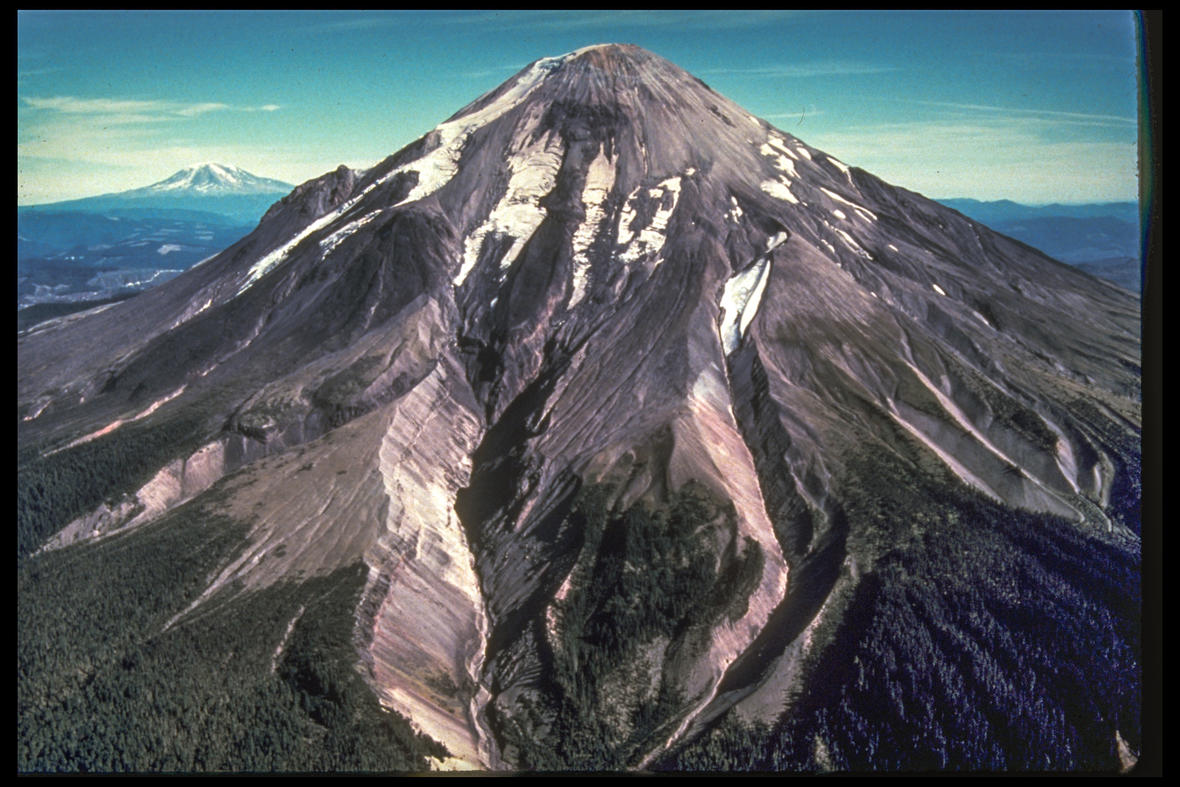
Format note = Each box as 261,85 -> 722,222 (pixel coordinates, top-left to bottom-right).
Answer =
18,10 -> 1143,206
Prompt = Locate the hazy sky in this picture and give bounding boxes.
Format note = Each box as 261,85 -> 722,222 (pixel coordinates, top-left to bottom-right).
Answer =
18,10 -> 1143,206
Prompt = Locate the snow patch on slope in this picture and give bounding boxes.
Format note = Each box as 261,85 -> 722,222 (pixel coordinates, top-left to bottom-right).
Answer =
237,220 -> 324,295
320,210 -> 384,256
719,233 -> 783,354
819,187 -> 877,222
616,186 -> 641,246
568,146 -> 617,308
388,53 -> 572,211
761,179 -> 799,205
617,176 -> 683,266
760,142 -> 798,177
821,219 -> 872,260
833,227 -> 871,259
236,177 -> 379,297
456,129 -> 566,286
766,135 -> 798,160
826,155 -> 853,182
727,196 -> 744,223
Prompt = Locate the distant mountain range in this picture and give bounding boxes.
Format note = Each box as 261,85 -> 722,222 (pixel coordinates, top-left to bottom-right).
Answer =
17,164 -> 294,313
938,198 -> 1138,225
939,198 -> 1142,293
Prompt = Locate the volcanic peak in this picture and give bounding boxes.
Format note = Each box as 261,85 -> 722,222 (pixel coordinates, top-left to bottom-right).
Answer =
16,41 -> 1143,775
534,43 -> 711,103
567,42 -> 655,70
146,162 -> 289,194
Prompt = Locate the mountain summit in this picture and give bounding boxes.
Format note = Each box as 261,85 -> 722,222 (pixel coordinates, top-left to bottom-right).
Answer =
18,45 -> 1141,773
134,162 -> 292,197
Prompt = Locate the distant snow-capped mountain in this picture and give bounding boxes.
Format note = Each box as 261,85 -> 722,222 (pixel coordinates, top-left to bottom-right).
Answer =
134,163 -> 293,197
21,163 -> 295,223
17,164 -> 297,312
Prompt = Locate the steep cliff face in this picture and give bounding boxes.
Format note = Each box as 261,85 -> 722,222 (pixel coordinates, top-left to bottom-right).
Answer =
18,45 -> 1140,771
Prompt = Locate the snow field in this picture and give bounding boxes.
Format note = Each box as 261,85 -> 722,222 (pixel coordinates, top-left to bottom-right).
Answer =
456,130 -> 566,287
617,176 -> 683,266
568,146 -> 618,308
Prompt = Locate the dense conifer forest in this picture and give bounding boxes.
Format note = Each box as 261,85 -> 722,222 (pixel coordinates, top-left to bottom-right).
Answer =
17,427 -> 1139,773
659,456 -> 1140,772
17,413 -> 207,559
17,497 -> 445,773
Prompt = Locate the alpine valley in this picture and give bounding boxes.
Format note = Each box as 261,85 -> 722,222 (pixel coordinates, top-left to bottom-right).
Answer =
17,45 -> 1142,773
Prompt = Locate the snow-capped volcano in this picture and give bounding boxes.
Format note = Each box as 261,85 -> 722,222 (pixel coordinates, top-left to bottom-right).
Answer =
19,44 -> 1141,773
139,163 -> 292,196
21,163 -> 294,223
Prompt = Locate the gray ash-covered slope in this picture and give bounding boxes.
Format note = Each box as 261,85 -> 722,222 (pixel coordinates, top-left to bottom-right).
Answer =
18,44 -> 1141,772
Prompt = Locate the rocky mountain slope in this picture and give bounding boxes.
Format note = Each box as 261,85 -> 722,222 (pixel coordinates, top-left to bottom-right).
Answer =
18,44 -> 1141,772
